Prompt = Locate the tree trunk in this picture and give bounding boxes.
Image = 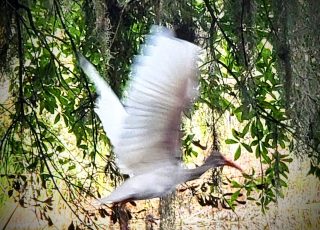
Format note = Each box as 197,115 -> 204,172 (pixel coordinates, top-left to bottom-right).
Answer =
159,192 -> 176,230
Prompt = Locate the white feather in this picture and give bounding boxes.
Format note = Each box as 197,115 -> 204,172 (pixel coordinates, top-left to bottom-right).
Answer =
78,53 -> 127,146
115,26 -> 200,175
79,26 -> 202,203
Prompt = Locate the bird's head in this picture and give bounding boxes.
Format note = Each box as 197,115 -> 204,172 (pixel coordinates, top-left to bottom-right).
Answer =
204,150 -> 243,172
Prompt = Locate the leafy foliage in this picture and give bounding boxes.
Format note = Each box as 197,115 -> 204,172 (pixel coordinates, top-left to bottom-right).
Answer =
0,1 -> 115,228
193,0 -> 293,213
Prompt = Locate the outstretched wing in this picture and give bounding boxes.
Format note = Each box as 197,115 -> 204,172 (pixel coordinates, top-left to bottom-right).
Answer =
114,26 -> 200,175
78,53 -> 127,145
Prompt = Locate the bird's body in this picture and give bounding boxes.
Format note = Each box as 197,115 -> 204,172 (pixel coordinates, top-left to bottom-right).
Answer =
79,26 -> 241,204
103,166 -> 184,203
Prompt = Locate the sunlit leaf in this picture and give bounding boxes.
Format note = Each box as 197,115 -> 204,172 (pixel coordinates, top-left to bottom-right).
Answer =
225,139 -> 238,144
234,145 -> 241,160
54,113 -> 60,124
242,143 -> 253,153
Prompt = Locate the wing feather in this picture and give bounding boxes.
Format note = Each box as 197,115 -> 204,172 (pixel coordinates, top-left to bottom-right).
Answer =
79,27 -> 200,176
114,26 -> 200,175
78,53 -> 127,145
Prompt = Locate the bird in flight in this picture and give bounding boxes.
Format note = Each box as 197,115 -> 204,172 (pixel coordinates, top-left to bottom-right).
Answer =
78,26 -> 241,204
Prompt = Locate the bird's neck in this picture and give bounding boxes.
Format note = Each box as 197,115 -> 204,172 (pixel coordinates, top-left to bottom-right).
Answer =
181,164 -> 212,182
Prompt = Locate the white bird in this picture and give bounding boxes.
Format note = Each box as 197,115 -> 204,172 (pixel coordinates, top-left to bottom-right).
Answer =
78,26 -> 241,204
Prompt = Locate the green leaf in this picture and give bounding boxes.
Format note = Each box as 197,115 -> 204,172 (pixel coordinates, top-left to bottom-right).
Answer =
250,123 -> 257,138
251,140 -> 259,146
58,95 -> 69,106
242,143 -> 253,153
265,167 -> 273,175
191,150 -> 198,157
256,118 -> 263,130
279,178 -> 287,187
261,149 -> 271,164
279,140 -> 286,148
234,145 -> 241,160
54,113 -> 60,124
279,161 -> 289,173
262,143 -> 268,154
241,121 -> 251,137
232,129 -> 240,139
282,157 -> 293,163
230,190 -> 241,203
68,165 -> 76,171
56,145 -> 65,152
231,180 -> 242,188
225,139 -> 238,144
79,144 -> 88,150
255,145 -> 261,158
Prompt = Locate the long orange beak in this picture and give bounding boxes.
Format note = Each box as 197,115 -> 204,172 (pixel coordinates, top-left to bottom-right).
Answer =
224,158 -> 243,172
